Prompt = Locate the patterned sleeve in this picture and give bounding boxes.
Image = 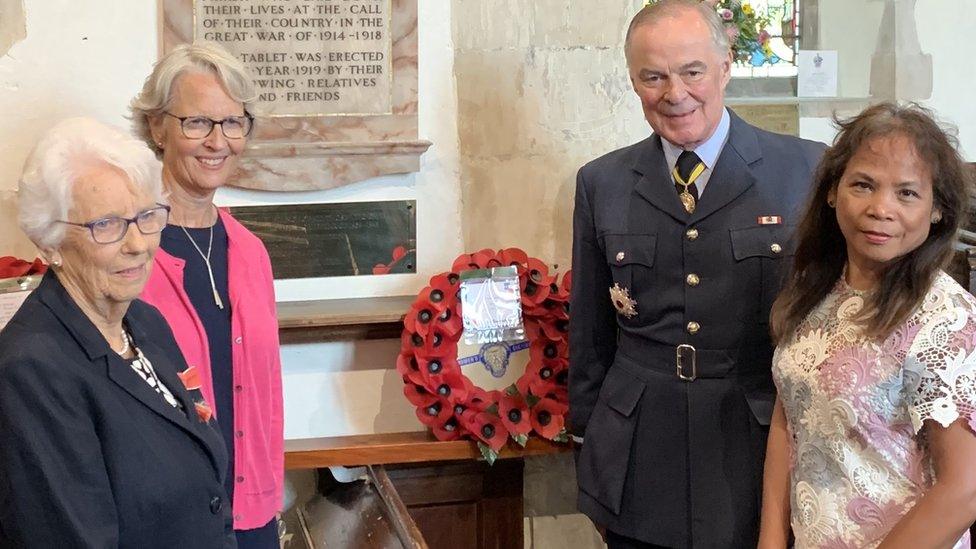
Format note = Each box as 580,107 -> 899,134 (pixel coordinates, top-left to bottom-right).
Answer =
905,278 -> 976,434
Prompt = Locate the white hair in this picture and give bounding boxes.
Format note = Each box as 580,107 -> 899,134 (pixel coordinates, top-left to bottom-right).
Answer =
130,41 -> 258,158
17,117 -> 163,250
625,0 -> 731,63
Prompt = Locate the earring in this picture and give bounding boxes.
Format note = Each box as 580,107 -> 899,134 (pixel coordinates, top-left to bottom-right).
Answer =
931,213 -> 942,224
51,259 -> 61,267
827,199 -> 835,208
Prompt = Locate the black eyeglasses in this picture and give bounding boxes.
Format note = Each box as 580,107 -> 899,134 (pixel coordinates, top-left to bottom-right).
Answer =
57,204 -> 171,244
164,111 -> 254,139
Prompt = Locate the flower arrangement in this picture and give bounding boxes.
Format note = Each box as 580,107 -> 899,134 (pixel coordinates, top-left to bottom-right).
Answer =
644,0 -> 776,66
398,248 -> 572,463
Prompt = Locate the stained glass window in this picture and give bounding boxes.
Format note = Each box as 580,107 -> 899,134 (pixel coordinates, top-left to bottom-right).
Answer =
729,0 -> 801,78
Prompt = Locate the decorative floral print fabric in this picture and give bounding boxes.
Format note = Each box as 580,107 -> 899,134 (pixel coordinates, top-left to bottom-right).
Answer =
773,271 -> 976,548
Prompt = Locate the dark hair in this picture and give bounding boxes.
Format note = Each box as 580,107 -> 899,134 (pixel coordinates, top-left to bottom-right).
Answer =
770,102 -> 972,342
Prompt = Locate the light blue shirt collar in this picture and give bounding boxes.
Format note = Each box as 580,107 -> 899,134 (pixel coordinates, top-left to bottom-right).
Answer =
660,108 -> 731,195
661,107 -> 731,170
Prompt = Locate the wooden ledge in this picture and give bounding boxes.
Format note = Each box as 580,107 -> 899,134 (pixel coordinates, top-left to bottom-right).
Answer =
285,431 -> 571,470
276,295 -> 413,343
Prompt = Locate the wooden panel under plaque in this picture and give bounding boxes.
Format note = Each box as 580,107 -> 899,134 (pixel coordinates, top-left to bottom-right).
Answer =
228,201 -> 415,278
729,103 -> 800,136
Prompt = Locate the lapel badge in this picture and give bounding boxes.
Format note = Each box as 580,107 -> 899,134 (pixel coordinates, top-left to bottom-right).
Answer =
757,215 -> 783,225
609,283 -> 638,319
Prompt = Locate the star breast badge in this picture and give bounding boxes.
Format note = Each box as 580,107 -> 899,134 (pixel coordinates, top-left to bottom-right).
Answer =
609,283 -> 637,319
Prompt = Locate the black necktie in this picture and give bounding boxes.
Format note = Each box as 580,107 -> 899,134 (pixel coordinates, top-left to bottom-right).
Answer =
673,150 -> 703,213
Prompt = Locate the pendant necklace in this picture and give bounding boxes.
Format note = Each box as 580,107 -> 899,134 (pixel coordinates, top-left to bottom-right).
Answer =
671,162 -> 706,214
180,221 -> 224,309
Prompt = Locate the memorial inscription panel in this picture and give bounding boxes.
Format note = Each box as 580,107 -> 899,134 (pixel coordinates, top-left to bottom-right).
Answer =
195,0 -> 392,116
162,0 -> 430,191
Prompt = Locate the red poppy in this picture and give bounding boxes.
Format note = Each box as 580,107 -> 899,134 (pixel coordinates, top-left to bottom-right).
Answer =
471,248 -> 498,269
467,411 -> 508,452
498,248 -> 529,268
499,394 -> 532,436
559,270 -> 572,294
530,398 -> 566,439
404,300 -> 437,337
465,386 -> 495,412
427,274 -> 460,311
372,264 -> 391,275
0,256 -> 47,278
421,328 -> 458,359
396,351 -> 425,385
432,305 -> 462,339
177,366 -> 202,391
432,416 -> 463,441
529,337 -> 567,366
403,384 -> 438,408
416,397 -> 453,428
451,253 -> 482,273
421,365 -> 468,403
194,401 -> 213,423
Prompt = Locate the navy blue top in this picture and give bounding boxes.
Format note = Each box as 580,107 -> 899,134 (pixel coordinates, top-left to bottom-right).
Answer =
160,219 -> 235,506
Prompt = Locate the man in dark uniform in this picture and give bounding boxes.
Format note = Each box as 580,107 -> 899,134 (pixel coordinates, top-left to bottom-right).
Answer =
569,1 -> 825,547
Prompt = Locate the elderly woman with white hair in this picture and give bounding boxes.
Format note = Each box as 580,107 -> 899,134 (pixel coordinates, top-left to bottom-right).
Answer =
131,41 -> 282,548
0,118 -> 234,548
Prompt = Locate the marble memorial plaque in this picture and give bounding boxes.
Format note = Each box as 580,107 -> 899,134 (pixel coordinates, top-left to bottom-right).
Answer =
195,0 -> 392,116
162,0 -> 431,191
228,201 -> 416,278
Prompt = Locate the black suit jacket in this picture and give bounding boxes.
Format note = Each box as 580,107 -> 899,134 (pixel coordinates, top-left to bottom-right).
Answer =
0,272 -> 235,548
569,111 -> 825,548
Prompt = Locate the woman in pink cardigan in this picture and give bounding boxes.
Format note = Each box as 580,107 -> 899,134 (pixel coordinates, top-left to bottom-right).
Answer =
131,42 -> 283,548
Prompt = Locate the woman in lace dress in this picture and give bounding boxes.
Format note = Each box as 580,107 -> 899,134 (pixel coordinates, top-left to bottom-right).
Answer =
758,103 -> 976,549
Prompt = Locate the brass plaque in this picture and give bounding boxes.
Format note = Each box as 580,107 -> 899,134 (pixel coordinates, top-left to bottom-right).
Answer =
729,103 -> 800,137
229,201 -> 416,279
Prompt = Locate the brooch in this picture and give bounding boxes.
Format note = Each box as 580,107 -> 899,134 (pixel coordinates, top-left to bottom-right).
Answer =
609,283 -> 637,318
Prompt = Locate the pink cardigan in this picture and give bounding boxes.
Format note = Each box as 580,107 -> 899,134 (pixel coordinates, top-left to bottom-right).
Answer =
141,209 -> 283,530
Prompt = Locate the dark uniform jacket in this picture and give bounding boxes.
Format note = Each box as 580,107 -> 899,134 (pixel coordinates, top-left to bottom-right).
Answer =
0,272 -> 235,548
570,111 -> 824,548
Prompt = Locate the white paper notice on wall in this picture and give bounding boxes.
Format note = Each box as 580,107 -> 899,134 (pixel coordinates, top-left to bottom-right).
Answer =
798,50 -> 838,98
0,290 -> 31,332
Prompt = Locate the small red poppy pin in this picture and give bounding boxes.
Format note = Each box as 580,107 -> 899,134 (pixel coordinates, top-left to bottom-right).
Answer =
177,366 -> 202,391
194,401 -> 213,423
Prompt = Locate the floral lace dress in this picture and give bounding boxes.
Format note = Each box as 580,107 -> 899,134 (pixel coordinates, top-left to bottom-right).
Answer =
773,271 -> 976,548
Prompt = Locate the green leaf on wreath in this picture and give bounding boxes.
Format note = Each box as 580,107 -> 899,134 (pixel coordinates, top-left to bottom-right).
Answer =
525,394 -> 541,407
504,384 -> 520,397
553,428 -> 570,444
514,434 -> 529,447
485,403 -> 499,415
478,441 -> 498,465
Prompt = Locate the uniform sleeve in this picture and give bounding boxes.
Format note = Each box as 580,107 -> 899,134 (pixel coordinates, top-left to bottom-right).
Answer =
0,353 -> 119,547
568,167 -> 618,438
906,288 -> 976,434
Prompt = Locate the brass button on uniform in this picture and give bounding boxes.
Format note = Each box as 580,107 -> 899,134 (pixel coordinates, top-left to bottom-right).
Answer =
686,321 -> 700,335
686,273 -> 700,287
770,243 -> 782,254
686,228 -> 699,241
616,251 -> 626,262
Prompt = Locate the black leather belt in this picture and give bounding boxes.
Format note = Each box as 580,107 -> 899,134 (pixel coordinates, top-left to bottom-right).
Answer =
616,333 -> 770,382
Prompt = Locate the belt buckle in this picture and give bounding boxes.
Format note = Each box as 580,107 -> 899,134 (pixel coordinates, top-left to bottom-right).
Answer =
676,344 -> 697,381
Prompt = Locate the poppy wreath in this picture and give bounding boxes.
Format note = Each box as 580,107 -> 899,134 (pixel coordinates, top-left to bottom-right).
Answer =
398,248 -> 572,463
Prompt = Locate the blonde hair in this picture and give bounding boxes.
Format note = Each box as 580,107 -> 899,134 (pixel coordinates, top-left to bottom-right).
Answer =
129,42 -> 258,157
18,117 -> 163,249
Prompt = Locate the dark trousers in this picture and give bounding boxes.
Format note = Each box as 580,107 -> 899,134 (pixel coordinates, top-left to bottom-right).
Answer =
607,529 -> 673,549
